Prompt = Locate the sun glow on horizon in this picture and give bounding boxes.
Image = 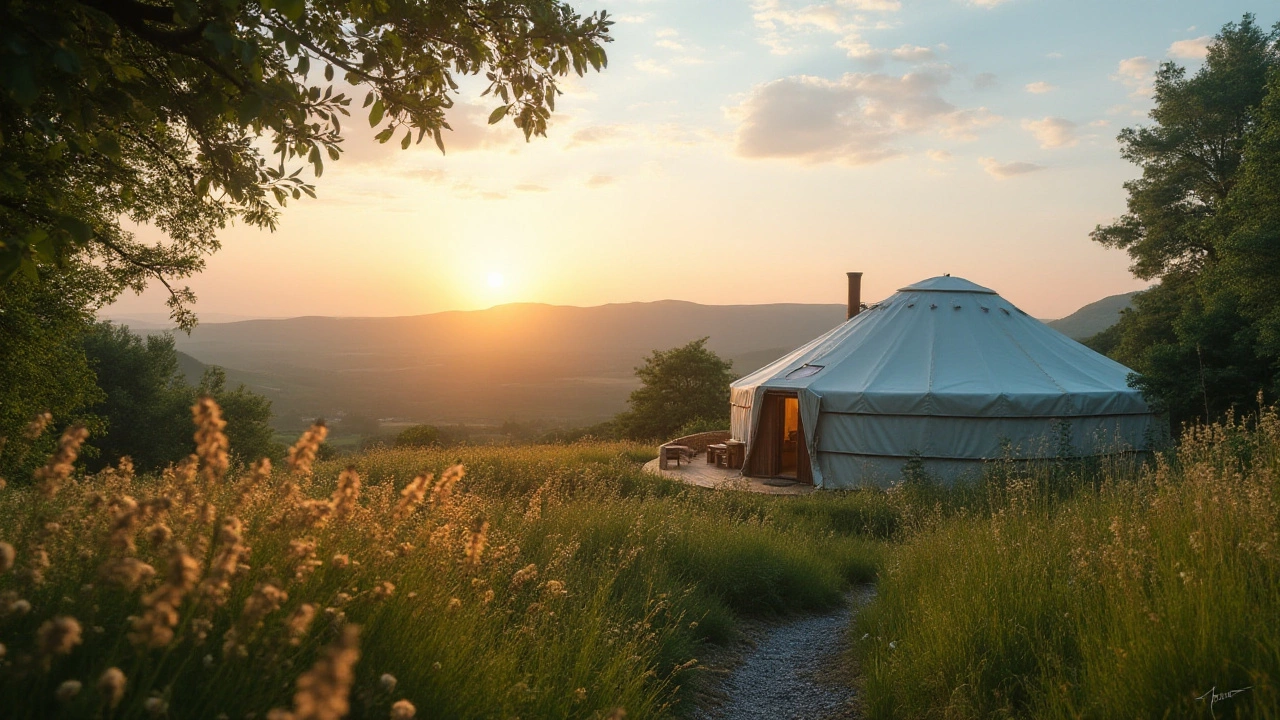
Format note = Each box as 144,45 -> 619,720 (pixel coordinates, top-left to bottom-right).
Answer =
487,271 -> 505,289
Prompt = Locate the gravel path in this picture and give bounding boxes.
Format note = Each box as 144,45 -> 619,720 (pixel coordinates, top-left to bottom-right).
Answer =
698,589 -> 872,720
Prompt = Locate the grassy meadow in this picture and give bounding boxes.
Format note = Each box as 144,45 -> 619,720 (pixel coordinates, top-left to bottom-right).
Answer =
855,413 -> 1280,719
2,403 -> 1279,719
0,407 -> 886,719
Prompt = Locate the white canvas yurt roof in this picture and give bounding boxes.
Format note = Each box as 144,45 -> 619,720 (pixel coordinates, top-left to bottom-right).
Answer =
730,275 -> 1158,487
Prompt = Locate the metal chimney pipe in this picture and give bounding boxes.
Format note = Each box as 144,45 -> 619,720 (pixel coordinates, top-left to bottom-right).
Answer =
847,272 -> 863,320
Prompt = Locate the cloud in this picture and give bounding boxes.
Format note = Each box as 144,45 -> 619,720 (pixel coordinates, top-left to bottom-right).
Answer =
1021,116 -> 1078,148
585,174 -> 616,188
979,157 -> 1044,178
751,0 -> 901,59
514,184 -> 549,193
729,69 -> 1002,165
1112,56 -> 1155,98
1088,119 -> 1109,128
1024,81 -> 1055,94
926,149 -> 952,162
967,0 -> 1015,7
1168,35 -> 1211,60
567,125 -> 626,148
972,72 -> 997,90
635,28 -> 706,73
890,45 -> 936,62
1046,52 -> 1064,59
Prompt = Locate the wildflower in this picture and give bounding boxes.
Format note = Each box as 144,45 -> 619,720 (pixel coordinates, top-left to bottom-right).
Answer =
35,425 -> 89,497
1,593 -> 31,615
430,465 -> 465,508
143,696 -> 168,716
37,616 -> 83,659
287,624 -> 360,720
288,539 -> 323,581
331,467 -> 361,519
482,589 -> 495,604
129,546 -> 201,648
432,662 -> 442,671
544,580 -> 567,598
193,397 -> 230,484
379,673 -> 397,692
396,542 -> 414,557
511,564 -> 538,589
24,411 -> 53,439
447,598 -> 462,611
390,700 -> 416,719
393,472 -> 432,522
203,654 -> 215,668
464,518 -> 488,566
331,554 -> 350,569
372,582 -> 395,601
101,557 -> 157,591
606,708 -> 627,720
199,518 -> 248,607
233,458 -> 272,512
98,667 -> 127,708
287,423 -> 328,476
286,604 -> 317,645
55,679 -> 82,702
0,542 -> 14,574
23,544 -> 51,586
224,582 -> 289,657
574,688 -> 587,702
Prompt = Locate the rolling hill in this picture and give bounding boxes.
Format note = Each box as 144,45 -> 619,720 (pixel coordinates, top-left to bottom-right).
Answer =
147,291 -> 1140,431
1046,291 -> 1138,340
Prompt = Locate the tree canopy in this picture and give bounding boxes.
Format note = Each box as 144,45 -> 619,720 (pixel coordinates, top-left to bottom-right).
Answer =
1090,15 -> 1280,428
0,0 -> 611,327
619,338 -> 736,441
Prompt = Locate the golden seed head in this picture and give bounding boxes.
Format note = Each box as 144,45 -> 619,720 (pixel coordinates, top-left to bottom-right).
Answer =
390,699 -> 417,720
55,680 -> 82,703
36,616 -> 83,657
379,673 -> 397,692
98,667 -> 127,708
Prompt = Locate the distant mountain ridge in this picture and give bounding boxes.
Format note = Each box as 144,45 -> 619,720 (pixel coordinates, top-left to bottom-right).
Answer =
160,293 -> 1138,428
1046,291 -> 1139,340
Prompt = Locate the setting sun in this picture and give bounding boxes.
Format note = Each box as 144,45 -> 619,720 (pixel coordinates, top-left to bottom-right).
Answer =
487,272 -> 505,289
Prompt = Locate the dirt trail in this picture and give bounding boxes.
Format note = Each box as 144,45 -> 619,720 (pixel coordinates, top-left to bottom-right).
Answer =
696,587 -> 874,720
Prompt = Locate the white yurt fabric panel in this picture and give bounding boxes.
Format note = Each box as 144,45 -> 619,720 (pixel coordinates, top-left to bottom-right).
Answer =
729,275 -> 1160,488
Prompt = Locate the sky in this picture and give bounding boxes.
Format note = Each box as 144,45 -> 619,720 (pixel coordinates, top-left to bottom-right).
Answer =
104,0 -> 1276,322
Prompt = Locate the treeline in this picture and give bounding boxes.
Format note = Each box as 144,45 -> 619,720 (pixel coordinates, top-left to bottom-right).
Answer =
0,275 -> 274,480
1087,15 -> 1280,430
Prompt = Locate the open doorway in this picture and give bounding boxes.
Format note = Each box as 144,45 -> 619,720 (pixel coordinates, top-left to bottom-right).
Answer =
779,395 -> 800,478
746,392 -> 813,484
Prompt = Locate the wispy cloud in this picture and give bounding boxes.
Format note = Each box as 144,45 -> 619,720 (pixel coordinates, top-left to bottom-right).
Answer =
585,174 -> 616,188
1112,56 -> 1155,98
980,157 -> 1044,177
1168,35 -> 1211,60
751,0 -> 908,63
1024,81 -> 1055,94
730,69 -> 1001,165
1022,117 -> 1078,148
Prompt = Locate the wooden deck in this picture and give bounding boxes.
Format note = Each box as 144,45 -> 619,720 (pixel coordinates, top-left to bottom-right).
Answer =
641,457 -> 816,496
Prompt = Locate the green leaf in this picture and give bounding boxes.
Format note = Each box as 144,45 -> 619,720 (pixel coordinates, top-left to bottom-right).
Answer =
325,64 -> 334,82
374,127 -> 394,143
400,130 -> 411,150
369,98 -> 385,127
487,105 -> 510,125
95,134 -> 122,161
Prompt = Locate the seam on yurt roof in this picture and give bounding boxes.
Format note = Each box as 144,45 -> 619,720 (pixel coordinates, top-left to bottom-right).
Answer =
990,308 -> 1071,398
816,449 -> 1146,461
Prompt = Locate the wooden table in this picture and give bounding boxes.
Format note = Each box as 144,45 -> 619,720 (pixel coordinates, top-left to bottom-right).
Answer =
707,443 -> 728,465
726,440 -> 745,470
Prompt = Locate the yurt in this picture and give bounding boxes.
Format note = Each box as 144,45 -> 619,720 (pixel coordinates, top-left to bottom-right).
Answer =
729,274 -> 1160,488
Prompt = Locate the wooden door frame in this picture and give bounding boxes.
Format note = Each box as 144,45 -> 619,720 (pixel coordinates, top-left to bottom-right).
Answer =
746,391 -> 814,484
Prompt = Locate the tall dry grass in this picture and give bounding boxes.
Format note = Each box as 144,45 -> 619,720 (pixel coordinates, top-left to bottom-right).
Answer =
0,402 -> 885,719
857,410 -> 1280,719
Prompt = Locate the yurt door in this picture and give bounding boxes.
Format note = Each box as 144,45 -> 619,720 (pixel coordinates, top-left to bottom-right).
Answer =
750,392 -> 813,484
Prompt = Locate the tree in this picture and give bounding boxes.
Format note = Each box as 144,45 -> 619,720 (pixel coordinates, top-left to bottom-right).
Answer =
82,322 -> 277,470
0,0 -> 612,327
394,424 -> 440,448
1090,15 -> 1280,428
0,271 -> 104,480
197,365 -> 278,463
618,338 -> 736,440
